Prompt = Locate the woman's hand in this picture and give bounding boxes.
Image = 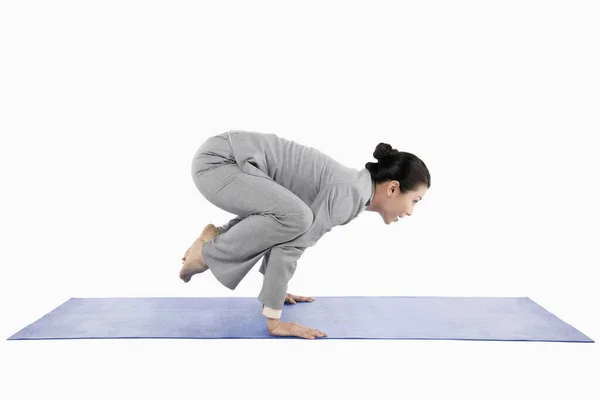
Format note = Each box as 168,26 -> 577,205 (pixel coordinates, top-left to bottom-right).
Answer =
284,293 -> 315,305
266,318 -> 327,340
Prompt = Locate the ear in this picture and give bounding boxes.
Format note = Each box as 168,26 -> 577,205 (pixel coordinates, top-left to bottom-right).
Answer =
387,181 -> 399,197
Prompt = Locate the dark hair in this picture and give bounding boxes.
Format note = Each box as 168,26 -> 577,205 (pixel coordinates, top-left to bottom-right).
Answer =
365,143 -> 431,193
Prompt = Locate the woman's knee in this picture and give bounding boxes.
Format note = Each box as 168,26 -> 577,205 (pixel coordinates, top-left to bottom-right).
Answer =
289,203 -> 313,234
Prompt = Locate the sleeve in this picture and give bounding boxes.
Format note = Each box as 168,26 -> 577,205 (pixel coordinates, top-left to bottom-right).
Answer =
257,184 -> 360,318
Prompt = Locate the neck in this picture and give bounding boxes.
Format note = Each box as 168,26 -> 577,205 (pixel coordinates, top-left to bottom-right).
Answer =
366,182 -> 382,213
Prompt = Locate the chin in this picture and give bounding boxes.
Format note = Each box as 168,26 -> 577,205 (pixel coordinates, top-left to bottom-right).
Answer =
382,216 -> 397,225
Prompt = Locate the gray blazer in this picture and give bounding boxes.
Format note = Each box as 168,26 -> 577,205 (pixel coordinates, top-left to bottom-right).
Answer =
226,130 -> 375,316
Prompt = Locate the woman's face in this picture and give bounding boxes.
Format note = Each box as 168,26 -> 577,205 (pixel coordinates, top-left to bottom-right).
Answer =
379,181 -> 428,224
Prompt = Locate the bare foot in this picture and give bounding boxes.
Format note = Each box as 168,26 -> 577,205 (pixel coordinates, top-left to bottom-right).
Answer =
182,224 -> 220,263
179,237 -> 208,282
179,224 -> 220,282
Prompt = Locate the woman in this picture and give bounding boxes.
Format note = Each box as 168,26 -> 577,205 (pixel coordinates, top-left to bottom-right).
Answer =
180,130 -> 431,339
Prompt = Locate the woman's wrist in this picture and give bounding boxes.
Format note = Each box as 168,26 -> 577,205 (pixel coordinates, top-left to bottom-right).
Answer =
266,317 -> 281,332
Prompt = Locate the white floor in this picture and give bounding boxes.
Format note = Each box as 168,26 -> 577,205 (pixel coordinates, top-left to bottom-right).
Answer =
1,1 -> 598,398
1,324 -> 597,399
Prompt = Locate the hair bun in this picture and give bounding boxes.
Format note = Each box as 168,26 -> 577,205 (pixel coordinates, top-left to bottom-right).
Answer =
373,142 -> 394,162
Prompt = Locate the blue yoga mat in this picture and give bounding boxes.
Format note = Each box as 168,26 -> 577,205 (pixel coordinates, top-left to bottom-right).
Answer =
7,296 -> 593,342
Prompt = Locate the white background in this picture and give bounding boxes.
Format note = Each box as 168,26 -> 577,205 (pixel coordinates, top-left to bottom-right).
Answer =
1,1 -> 598,398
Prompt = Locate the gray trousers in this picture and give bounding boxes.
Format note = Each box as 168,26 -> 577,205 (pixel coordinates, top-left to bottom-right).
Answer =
190,133 -> 313,309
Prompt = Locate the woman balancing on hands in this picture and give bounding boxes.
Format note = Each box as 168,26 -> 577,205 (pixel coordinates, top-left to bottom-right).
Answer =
180,130 -> 431,339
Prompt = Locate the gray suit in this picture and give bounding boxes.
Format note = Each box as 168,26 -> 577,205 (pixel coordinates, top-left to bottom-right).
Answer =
190,130 -> 374,318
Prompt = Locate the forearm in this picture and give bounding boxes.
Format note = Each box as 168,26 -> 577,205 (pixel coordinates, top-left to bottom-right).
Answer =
257,277 -> 289,318
257,244 -> 304,318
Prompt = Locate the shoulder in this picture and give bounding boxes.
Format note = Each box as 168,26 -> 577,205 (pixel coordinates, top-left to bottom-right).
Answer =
325,182 -> 361,198
322,183 -> 362,226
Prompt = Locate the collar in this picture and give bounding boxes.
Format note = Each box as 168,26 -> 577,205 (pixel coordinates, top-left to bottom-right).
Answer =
356,168 -> 375,208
